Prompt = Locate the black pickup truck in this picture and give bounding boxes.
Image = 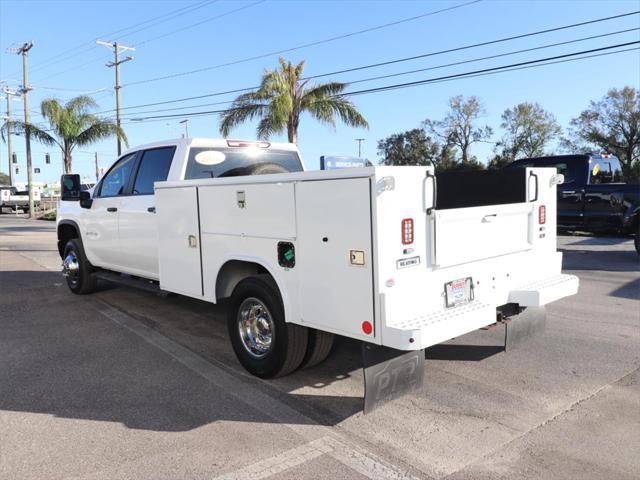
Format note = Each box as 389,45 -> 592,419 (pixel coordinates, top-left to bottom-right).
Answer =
508,154 -> 640,254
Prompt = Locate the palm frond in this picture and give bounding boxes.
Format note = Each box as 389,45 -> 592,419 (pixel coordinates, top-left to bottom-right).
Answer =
1,120 -> 59,147
65,95 -> 97,115
219,103 -> 267,137
74,121 -> 127,147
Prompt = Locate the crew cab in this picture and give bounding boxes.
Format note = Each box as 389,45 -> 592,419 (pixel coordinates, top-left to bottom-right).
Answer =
507,154 -> 640,253
57,138 -> 579,412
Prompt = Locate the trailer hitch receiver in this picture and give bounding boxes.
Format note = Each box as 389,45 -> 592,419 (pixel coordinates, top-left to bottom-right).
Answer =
362,343 -> 425,414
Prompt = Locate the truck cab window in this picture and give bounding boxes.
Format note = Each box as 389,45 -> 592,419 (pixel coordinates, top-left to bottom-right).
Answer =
132,147 -> 176,195
98,153 -> 137,197
185,147 -> 303,179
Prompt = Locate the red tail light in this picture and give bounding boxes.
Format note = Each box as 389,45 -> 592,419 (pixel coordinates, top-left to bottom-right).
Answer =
539,205 -> 546,224
401,218 -> 414,245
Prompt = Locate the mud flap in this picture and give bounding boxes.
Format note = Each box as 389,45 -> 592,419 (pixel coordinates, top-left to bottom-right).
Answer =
504,306 -> 546,351
362,343 -> 425,414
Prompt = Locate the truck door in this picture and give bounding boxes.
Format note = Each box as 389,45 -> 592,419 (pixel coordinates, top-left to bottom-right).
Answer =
118,147 -> 175,279
85,152 -> 137,269
584,157 -> 623,230
295,178 -> 375,340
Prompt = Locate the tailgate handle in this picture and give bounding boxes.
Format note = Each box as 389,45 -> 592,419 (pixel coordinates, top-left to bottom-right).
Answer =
424,172 -> 437,214
482,214 -> 497,223
528,172 -> 539,202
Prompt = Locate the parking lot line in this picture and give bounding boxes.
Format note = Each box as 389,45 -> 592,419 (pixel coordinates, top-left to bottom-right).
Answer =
95,300 -> 421,480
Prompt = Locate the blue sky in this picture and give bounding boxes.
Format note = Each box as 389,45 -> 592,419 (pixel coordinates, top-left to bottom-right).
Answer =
1,0 -> 639,184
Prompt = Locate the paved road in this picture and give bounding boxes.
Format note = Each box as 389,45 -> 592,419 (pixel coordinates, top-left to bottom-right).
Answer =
1,216 -> 638,480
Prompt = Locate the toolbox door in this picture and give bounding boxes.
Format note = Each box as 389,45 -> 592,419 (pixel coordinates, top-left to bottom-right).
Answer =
295,178 -> 375,340
156,186 -> 203,297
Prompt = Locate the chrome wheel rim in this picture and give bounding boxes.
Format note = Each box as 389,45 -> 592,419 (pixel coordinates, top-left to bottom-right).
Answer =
62,251 -> 80,287
237,297 -> 274,359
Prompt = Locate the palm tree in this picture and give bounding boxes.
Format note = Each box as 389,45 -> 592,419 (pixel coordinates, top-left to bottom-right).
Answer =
219,57 -> 369,143
1,95 -> 127,173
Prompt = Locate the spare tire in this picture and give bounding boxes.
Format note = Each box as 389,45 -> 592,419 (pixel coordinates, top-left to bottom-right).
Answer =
249,163 -> 289,175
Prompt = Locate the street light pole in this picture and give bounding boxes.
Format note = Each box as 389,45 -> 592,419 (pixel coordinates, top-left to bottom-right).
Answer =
97,40 -> 134,156
355,138 -> 365,158
179,119 -> 189,138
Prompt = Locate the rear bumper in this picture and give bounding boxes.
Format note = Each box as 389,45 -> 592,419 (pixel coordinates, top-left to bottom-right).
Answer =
382,273 -> 579,351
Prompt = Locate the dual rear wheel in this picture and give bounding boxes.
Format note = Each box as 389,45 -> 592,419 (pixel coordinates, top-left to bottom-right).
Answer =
227,276 -> 334,378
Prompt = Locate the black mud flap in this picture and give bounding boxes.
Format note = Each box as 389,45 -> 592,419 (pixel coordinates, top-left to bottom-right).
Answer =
362,343 -> 425,414
504,306 -> 546,351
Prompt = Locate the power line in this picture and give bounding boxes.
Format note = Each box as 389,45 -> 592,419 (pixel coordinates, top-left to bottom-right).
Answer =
136,0 -> 267,46
25,0 -> 216,76
100,10 -> 640,114
113,27 -> 638,119
119,42 -> 638,123
123,0 -> 483,87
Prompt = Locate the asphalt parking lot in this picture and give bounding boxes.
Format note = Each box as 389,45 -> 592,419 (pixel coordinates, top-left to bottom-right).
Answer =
1,215 -> 638,480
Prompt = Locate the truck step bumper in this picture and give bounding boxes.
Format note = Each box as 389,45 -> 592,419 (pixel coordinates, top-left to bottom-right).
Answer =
508,274 -> 579,306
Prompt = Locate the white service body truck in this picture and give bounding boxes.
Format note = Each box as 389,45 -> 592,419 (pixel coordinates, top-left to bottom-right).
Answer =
57,138 -> 579,412
0,186 -> 41,213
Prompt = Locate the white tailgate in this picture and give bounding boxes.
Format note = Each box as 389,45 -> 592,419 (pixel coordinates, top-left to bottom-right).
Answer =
434,203 -> 533,268
295,178 -> 375,340
198,183 -> 295,239
156,186 -> 203,297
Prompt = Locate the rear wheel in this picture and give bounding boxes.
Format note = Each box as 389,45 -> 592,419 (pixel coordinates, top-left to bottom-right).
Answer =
227,276 -> 308,378
63,238 -> 98,294
301,329 -> 335,369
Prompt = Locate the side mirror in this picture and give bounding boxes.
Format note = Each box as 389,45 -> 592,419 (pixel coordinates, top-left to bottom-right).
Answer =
79,191 -> 93,209
61,174 -> 81,201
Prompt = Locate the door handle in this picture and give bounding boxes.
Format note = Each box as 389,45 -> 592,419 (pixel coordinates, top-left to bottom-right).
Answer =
482,214 -> 497,223
147,207 -> 156,213
107,207 -> 117,212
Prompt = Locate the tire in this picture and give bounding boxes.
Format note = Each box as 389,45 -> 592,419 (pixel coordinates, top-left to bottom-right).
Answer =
62,238 -> 98,294
301,329 -> 335,369
227,276 -> 308,378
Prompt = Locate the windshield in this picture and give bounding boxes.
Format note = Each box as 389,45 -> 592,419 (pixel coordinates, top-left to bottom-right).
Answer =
185,147 -> 303,179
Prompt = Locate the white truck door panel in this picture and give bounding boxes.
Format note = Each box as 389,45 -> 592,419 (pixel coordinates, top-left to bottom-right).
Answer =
117,195 -> 159,279
156,186 -> 203,297
198,183 -> 296,239
434,203 -> 533,268
295,178 -> 375,340
83,197 -> 121,268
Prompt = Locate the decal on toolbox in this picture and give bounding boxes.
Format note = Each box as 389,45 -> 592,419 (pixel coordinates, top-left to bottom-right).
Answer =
396,256 -> 420,269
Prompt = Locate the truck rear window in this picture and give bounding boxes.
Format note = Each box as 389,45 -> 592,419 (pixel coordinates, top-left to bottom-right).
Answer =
185,147 -> 303,179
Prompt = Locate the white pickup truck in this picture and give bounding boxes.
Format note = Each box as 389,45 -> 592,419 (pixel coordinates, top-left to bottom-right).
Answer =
58,138 -> 579,412
0,186 -> 41,213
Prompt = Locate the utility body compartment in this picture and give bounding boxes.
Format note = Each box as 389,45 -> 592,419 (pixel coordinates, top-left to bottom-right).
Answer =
155,165 -> 578,351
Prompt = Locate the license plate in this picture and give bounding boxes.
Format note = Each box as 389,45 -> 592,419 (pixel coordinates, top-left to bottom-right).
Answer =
445,277 -> 473,308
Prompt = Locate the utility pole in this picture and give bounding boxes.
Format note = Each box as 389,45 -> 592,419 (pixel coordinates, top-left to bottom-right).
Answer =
97,40 -> 134,156
355,138 -> 365,158
13,42 -> 35,217
94,152 -> 100,181
3,87 -> 19,186
179,119 -> 189,138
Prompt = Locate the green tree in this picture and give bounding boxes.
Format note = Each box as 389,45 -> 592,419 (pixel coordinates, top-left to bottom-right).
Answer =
496,102 -> 561,161
0,171 -> 10,185
1,95 -> 126,174
377,128 -> 440,166
219,57 -> 368,144
567,86 -> 640,179
423,95 -> 493,164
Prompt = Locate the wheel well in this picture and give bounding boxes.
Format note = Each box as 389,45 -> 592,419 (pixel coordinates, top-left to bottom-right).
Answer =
57,223 -> 79,258
215,260 -> 271,300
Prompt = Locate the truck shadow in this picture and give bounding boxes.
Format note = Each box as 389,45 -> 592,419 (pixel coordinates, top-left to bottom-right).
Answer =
0,270 -> 511,432
560,248 -> 639,273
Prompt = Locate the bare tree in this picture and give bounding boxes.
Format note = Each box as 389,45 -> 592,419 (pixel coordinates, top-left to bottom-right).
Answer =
566,86 -> 639,179
423,95 -> 493,164
498,102 -> 561,160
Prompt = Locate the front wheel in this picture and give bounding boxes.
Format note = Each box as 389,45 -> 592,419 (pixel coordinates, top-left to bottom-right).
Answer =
62,238 -> 97,294
227,276 -> 308,378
